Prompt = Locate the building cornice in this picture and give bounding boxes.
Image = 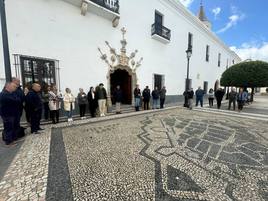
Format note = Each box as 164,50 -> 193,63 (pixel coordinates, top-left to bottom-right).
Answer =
161,0 -> 241,60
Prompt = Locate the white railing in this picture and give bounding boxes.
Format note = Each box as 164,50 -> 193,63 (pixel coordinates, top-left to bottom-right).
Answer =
104,0 -> 117,9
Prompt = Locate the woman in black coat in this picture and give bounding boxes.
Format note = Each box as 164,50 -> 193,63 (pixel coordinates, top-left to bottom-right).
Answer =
215,88 -> 225,109
87,87 -> 97,117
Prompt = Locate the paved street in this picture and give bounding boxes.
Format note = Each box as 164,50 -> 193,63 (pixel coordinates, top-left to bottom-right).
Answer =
0,105 -> 268,200
204,95 -> 268,116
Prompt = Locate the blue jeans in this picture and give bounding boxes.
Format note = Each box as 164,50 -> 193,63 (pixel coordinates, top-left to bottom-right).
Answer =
135,98 -> 141,111
135,98 -> 140,106
153,99 -> 159,109
196,97 -> 203,107
66,110 -> 73,118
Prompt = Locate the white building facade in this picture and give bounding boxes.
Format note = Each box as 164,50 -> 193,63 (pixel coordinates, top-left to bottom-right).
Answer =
0,0 -> 241,104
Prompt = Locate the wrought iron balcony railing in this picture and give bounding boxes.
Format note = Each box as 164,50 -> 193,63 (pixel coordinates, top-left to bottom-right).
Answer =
89,0 -> 119,14
151,23 -> 171,41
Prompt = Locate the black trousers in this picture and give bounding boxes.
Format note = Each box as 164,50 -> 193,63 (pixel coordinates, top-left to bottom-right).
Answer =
208,98 -> 214,107
50,110 -> 60,124
79,104 -> 86,117
89,103 -> 96,117
43,102 -> 50,120
238,100 -> 244,110
160,98 -> 165,109
30,109 -> 42,133
144,100 -> 149,110
2,116 -> 17,144
216,99 -> 222,109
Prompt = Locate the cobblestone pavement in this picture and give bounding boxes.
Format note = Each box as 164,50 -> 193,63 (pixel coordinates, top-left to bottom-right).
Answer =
0,128 -> 51,201
48,108 -> 267,201
0,108 -> 268,201
205,95 -> 268,116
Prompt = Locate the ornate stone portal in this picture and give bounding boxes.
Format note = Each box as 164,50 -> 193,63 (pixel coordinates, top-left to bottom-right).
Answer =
98,27 -> 143,105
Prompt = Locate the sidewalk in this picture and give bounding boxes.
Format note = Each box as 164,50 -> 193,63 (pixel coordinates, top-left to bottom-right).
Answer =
194,95 -> 268,121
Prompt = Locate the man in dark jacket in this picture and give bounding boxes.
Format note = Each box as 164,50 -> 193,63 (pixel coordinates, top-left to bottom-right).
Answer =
95,83 -> 107,117
187,88 -> 194,110
215,88 -> 225,109
12,78 -> 25,128
113,85 -> 123,114
195,87 -> 205,107
228,87 -> 237,110
160,86 -> 166,109
26,83 -> 43,134
152,87 -> 160,109
12,78 -> 24,116
0,82 -> 20,145
142,86 -> 151,110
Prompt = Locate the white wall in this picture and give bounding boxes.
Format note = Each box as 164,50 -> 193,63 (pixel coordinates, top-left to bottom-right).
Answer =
0,0 -> 240,95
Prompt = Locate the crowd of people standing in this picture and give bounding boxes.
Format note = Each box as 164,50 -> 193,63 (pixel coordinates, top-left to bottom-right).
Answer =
0,78 -> 44,146
133,85 -> 167,111
0,79 -> 168,146
1,77 -> 252,147
184,86 -> 250,112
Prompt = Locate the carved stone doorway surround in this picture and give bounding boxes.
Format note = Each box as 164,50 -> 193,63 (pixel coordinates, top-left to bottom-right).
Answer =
107,65 -> 137,105
98,27 -> 143,107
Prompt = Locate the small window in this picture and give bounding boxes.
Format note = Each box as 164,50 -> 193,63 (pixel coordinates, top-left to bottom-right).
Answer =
188,33 -> 193,50
226,59 -> 229,68
232,59 -> 235,64
206,45 -> 209,62
218,53 -> 221,67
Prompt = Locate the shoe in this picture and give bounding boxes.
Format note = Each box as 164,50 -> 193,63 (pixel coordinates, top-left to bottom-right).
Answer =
4,141 -> 17,147
38,128 -> 45,131
15,138 -> 25,143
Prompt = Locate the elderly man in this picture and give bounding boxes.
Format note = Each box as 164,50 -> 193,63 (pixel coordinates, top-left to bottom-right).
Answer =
195,87 -> 205,107
95,83 -> 107,117
26,83 -> 43,134
0,82 -> 20,145
11,77 -> 25,128
228,87 -> 237,110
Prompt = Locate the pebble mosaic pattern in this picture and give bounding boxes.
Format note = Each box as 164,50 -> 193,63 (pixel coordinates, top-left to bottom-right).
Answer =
0,108 -> 267,201
58,109 -> 268,200
0,128 -> 51,201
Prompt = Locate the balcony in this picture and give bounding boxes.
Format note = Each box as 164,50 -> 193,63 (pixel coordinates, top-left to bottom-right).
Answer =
87,0 -> 119,14
63,0 -> 120,27
151,23 -> 171,44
